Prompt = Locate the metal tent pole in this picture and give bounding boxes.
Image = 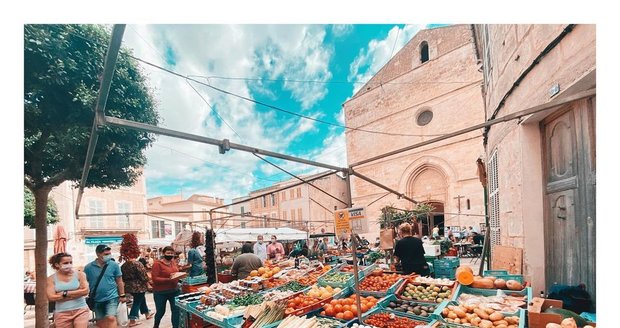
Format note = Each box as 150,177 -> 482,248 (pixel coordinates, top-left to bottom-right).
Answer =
345,172 -> 364,324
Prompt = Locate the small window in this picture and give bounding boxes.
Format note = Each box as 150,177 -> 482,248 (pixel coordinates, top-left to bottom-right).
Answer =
467,199 -> 471,210
417,109 -> 433,126
420,41 -> 429,63
297,187 -> 301,198
240,206 -> 245,216
281,191 -> 286,201
271,194 -> 276,206
262,195 -> 267,208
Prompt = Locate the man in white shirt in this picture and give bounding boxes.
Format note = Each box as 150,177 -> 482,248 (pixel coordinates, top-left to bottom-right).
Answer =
253,235 -> 267,262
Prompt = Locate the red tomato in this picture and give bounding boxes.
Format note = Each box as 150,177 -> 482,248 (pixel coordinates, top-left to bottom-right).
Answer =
343,311 -> 354,320
324,305 -> 335,317
335,313 -> 344,320
334,304 -> 343,313
342,305 -> 351,312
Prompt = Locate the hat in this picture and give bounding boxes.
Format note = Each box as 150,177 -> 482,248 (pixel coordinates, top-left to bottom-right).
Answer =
96,244 -> 111,254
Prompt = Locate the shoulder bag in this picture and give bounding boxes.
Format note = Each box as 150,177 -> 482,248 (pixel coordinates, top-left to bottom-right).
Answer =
86,263 -> 108,311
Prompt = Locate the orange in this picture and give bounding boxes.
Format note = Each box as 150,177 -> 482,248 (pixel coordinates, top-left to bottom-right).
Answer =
343,311 -> 354,320
335,313 -> 345,320
258,267 -> 267,275
250,270 -> 258,277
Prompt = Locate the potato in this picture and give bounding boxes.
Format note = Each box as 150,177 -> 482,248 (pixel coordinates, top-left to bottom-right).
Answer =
505,280 -> 523,290
483,307 -> 495,315
454,318 -> 461,324
474,308 -> 490,320
479,320 -> 494,328
454,308 -> 467,318
494,278 -> 507,289
488,312 -> 504,321
495,325 -> 508,328
448,311 -> 458,319
505,316 -> 520,324
442,308 -> 450,316
493,320 -> 508,326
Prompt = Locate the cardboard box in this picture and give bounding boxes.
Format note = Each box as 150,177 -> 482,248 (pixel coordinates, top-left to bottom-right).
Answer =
528,297 -> 596,328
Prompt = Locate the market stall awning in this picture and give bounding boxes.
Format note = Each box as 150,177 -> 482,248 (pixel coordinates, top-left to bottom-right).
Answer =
215,227 -> 307,243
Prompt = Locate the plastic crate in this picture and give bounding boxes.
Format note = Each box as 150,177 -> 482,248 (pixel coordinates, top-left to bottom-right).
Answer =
185,302 -> 244,328
450,284 -> 532,316
396,279 -> 458,304
377,293 -> 439,322
431,300 -> 525,328
434,267 -> 457,279
184,274 -> 210,285
358,276 -> 405,298
318,271 -> 355,289
433,257 -> 460,268
361,306 -> 436,327
483,270 -> 509,276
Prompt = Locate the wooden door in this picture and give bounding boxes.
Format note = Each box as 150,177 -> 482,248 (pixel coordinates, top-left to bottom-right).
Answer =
542,97 -> 596,299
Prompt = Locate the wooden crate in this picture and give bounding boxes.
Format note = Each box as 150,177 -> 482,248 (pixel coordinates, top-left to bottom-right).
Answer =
528,297 -> 596,328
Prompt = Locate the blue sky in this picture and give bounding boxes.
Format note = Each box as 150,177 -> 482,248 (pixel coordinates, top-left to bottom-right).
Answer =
122,24 -> 445,201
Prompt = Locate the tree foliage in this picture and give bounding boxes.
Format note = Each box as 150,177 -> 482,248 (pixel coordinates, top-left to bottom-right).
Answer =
378,203 -> 435,229
24,24 -> 160,191
24,187 -> 59,228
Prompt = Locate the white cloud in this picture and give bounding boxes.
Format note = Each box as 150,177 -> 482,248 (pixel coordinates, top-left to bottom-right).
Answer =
348,24 -> 423,94
332,25 -> 353,38
123,25 -> 335,201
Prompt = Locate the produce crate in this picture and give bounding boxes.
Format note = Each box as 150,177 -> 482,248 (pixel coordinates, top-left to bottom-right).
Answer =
184,274 -> 210,285
430,300 -> 525,328
409,277 -> 456,288
318,271 -> 355,289
360,306 -> 436,327
377,293 -> 439,322
358,276 -> 405,298
493,274 -> 526,285
338,263 -> 377,279
185,302 -> 244,328
432,257 -> 460,279
287,296 -> 335,317
396,279 -> 458,304
483,270 -> 509,276
450,285 -> 532,316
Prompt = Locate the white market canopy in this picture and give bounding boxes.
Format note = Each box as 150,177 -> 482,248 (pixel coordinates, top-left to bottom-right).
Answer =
215,227 -> 307,243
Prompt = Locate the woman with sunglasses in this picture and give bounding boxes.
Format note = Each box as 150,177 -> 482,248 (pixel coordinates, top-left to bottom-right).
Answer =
46,252 -> 90,328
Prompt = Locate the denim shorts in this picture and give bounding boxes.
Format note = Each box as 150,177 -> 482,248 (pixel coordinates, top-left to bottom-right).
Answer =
93,298 -> 119,320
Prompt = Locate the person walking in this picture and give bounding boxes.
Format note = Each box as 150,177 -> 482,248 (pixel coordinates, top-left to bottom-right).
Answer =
231,243 -> 263,280
393,223 -> 430,275
151,246 -> 185,328
84,245 -> 127,328
253,235 -> 267,262
266,235 -> 285,261
46,252 -> 90,328
187,232 -> 205,277
121,254 -> 155,326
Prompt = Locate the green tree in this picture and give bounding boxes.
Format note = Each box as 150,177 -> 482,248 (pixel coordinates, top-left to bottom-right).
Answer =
24,24 -> 159,327
24,187 -> 59,228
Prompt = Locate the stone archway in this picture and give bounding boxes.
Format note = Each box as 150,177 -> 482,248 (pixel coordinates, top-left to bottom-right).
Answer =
407,165 -> 449,204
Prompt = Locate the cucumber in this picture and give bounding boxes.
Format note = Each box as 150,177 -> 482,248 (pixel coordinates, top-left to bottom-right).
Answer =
543,308 -> 589,327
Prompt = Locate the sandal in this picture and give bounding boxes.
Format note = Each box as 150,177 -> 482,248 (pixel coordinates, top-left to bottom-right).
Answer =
129,320 -> 141,327
145,312 -> 155,320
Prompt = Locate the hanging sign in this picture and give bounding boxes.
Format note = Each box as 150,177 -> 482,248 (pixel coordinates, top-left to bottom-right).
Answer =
334,207 -> 368,236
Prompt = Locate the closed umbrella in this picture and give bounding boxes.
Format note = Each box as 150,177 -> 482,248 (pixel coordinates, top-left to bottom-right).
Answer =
53,225 -> 67,254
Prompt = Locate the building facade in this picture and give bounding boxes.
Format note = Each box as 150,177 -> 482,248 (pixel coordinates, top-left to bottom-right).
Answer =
246,172 -> 349,234
146,194 -> 230,237
473,24 -> 596,297
24,175 -> 150,270
344,25 -> 487,239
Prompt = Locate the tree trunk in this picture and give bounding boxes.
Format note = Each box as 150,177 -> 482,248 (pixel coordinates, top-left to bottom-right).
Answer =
34,187 -> 52,328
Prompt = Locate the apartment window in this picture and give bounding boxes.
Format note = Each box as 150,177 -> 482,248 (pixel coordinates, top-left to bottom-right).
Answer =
488,150 -> 500,246
271,194 -> 276,206
290,189 -> 295,199
296,187 -> 301,198
88,199 -> 104,228
262,195 -> 267,208
116,202 -> 131,229
240,222 -> 246,228
298,208 -> 303,221
291,210 -> 296,222
283,211 -> 288,220
151,220 -> 165,238
420,41 -> 429,63
175,222 -> 183,235
281,191 -> 286,201
263,215 -> 268,228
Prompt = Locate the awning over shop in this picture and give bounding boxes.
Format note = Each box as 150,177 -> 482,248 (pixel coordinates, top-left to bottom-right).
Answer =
214,227 -> 307,243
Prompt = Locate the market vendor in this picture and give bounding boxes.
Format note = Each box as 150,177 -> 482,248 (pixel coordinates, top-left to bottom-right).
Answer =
393,223 -> 430,275
231,242 -> 263,280
187,232 -> 205,277
266,235 -> 285,261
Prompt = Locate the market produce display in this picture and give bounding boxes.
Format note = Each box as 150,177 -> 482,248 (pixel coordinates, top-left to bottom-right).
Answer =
319,294 -> 377,320
471,276 -> 525,291
439,303 -> 521,327
262,278 -> 288,290
385,298 -> 437,317
400,282 -> 453,303
297,266 -> 332,286
284,294 -> 325,315
413,276 -> 455,286
319,272 -> 352,286
275,315 -> 320,328
276,281 -> 308,293
457,292 -> 526,313
315,317 -> 346,328
250,266 -> 282,279
358,270 -> 402,292
305,285 -> 342,299
365,311 -> 429,328
230,293 -> 264,307
246,301 -> 286,328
